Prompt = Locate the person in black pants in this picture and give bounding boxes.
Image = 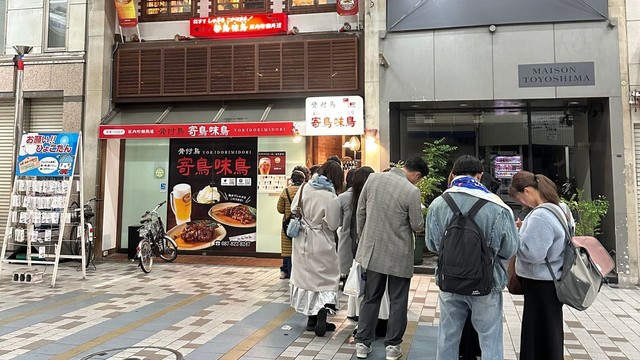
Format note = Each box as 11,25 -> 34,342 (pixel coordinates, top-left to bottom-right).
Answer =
519,278 -> 564,359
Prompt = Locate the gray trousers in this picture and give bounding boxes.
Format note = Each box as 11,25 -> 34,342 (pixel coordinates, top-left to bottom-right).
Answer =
355,269 -> 411,347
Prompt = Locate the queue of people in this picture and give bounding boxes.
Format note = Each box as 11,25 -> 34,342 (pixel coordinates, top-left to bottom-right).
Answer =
276,153 -> 572,360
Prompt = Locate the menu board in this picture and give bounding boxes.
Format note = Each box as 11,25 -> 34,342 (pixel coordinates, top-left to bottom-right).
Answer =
494,155 -> 523,179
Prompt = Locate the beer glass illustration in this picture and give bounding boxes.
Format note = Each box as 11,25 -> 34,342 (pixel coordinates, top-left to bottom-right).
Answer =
170,183 -> 192,225
258,157 -> 271,175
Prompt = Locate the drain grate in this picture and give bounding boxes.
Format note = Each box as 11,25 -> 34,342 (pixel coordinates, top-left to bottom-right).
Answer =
81,346 -> 183,360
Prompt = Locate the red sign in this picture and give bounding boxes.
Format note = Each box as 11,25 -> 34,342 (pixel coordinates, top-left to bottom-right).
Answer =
98,122 -> 294,139
337,0 -> 358,16
190,13 -> 287,38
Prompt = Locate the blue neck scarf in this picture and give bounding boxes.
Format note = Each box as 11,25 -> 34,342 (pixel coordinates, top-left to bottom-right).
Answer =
309,174 -> 335,194
450,175 -> 490,193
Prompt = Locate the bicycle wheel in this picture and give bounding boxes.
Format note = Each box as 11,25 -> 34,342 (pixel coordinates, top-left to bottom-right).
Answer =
83,237 -> 93,269
159,236 -> 178,262
138,240 -> 153,273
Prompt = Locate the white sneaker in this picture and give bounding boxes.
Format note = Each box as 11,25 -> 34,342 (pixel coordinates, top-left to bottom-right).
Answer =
356,343 -> 372,359
385,345 -> 402,360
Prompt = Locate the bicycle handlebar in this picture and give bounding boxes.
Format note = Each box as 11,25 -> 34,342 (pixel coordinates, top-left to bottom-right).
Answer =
141,201 -> 167,220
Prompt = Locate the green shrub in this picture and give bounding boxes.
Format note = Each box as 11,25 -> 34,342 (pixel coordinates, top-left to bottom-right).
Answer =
565,189 -> 609,236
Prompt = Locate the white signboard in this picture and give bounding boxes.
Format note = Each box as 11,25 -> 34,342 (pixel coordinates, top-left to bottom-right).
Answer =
305,96 -> 364,136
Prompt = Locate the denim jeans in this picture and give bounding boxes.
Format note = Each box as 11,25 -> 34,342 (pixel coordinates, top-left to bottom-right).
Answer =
436,290 -> 503,360
280,256 -> 291,278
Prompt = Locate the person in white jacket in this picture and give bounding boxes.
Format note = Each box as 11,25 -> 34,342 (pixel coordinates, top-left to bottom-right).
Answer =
289,160 -> 344,337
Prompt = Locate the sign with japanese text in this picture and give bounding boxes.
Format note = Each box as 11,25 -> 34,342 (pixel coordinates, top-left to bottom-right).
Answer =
337,0 -> 358,16
257,151 -> 287,193
167,138 -> 258,253
16,133 -> 79,177
305,96 -> 364,136
257,151 -> 286,175
190,13 -> 287,38
114,0 -> 138,28
98,122 -> 294,139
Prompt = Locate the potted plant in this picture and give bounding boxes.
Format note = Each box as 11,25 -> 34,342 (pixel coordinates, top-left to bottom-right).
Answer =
403,138 -> 457,264
565,189 -> 609,237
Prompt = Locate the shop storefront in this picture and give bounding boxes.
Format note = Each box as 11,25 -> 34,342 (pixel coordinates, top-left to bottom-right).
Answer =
369,1 -> 636,283
98,95 -> 364,257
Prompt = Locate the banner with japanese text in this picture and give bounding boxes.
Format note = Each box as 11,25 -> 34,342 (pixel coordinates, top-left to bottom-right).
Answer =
167,138 -> 258,253
99,122 -> 294,139
305,96 -> 364,136
15,133 -> 79,177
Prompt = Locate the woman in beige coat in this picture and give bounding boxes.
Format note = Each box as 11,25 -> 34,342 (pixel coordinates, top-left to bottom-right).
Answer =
277,166 -> 309,279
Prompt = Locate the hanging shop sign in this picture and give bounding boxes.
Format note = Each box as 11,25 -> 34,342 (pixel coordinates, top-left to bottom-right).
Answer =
98,122 -> 294,139
305,96 -> 364,136
167,138 -> 258,253
15,133 -> 79,177
114,0 -> 138,28
190,13 -> 287,38
337,0 -> 359,16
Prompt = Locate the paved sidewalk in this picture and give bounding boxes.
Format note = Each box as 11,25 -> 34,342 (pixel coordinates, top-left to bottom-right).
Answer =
0,259 -> 638,359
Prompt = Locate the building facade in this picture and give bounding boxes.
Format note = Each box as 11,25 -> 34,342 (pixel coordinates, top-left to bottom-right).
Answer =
0,0 -> 89,240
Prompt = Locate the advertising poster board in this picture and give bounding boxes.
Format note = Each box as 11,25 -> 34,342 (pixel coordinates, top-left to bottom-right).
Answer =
257,151 -> 287,193
494,155 -> 523,179
167,138 -> 258,253
15,133 -> 79,177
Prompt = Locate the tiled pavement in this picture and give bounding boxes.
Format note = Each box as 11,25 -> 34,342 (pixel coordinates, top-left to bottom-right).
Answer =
0,258 -> 638,359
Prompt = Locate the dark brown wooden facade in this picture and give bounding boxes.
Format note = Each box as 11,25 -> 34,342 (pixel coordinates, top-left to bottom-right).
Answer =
113,33 -> 363,103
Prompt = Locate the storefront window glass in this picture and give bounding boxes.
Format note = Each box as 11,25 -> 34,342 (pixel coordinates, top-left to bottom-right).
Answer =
142,0 -> 195,21
46,0 -> 67,49
214,0 -> 266,13
288,0 -> 336,13
120,139 -> 169,249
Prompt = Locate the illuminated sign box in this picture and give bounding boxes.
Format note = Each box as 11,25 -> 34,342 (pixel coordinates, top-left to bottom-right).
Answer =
190,13 -> 287,38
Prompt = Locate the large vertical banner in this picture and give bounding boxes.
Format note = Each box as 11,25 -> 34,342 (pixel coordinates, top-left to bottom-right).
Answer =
167,138 -> 258,253
114,0 -> 138,27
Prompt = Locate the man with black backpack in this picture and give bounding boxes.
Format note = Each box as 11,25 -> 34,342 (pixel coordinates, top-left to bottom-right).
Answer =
426,155 -> 518,360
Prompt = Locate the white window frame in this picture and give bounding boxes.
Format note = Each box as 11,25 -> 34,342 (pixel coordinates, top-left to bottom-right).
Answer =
43,0 -> 69,52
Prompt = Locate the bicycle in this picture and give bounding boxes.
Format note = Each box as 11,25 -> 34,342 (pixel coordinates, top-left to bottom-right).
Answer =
137,201 -> 178,273
70,197 -> 99,270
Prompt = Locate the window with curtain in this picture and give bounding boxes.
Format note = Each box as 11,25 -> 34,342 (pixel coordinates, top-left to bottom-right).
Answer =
288,0 -> 336,14
212,0 -> 267,14
46,0 -> 68,49
141,0 -> 197,21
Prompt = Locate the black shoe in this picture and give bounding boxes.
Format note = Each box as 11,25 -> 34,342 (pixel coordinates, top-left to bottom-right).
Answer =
326,322 -> 336,331
306,315 -> 317,331
315,308 -> 327,337
347,315 -> 359,321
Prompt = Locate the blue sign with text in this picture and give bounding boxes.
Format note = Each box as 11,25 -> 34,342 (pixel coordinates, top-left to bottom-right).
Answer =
15,133 -> 79,177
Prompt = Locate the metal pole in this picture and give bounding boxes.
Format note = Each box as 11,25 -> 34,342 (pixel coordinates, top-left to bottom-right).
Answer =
10,46 -> 32,187
526,101 -> 533,172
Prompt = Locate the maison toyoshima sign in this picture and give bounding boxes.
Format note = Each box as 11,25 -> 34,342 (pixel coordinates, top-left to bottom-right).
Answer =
98,122 -> 294,139
190,13 -> 287,38
518,62 -> 595,87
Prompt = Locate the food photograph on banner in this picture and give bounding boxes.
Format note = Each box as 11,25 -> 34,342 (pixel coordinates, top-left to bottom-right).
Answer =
257,151 -> 287,194
167,138 -> 258,253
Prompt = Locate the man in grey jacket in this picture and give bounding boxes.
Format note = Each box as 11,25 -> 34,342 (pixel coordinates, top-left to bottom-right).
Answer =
354,157 -> 428,360
426,155 -> 518,360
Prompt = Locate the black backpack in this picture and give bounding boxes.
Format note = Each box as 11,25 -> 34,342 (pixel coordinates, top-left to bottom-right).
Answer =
436,193 -> 494,296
